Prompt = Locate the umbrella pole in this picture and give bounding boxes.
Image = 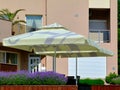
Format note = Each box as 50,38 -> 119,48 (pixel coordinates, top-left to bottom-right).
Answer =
53,56 -> 56,72
53,46 -> 57,72
76,57 -> 78,85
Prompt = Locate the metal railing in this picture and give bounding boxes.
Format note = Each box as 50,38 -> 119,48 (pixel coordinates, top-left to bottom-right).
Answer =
88,29 -> 110,43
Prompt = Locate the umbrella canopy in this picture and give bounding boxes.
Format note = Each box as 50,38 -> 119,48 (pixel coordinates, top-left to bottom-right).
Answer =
3,23 -> 113,57
35,43 -> 113,57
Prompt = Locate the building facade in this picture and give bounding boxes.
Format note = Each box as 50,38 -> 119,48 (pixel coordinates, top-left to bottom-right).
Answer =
0,0 -> 117,78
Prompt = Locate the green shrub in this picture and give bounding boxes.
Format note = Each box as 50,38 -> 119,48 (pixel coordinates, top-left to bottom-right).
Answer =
105,72 -> 118,84
111,76 -> 120,84
78,78 -> 104,85
7,75 -> 28,85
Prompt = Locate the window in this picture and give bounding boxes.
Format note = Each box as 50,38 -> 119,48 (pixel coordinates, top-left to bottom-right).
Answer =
89,20 -> 110,43
6,53 -> 17,64
26,15 -> 42,32
0,52 -> 5,63
0,51 -> 18,65
89,20 -> 107,30
29,54 -> 41,73
89,9 -> 110,43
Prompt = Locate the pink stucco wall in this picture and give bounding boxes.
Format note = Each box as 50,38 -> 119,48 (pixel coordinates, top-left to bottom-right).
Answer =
0,19 -> 11,42
46,0 -> 89,75
103,0 -> 118,74
0,0 -> 47,25
47,0 -> 89,36
46,0 -> 118,75
0,0 -> 117,76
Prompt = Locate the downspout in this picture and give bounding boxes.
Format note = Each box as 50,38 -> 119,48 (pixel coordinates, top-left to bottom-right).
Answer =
45,0 -> 47,70
45,0 -> 47,25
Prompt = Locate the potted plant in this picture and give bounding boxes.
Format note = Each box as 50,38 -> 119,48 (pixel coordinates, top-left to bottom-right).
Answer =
0,8 -> 26,35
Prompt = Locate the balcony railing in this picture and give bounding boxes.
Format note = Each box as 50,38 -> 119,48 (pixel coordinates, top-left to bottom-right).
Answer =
88,29 -> 110,43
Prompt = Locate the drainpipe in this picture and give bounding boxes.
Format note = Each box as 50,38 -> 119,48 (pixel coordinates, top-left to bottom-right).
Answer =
45,0 -> 47,25
45,0 -> 47,70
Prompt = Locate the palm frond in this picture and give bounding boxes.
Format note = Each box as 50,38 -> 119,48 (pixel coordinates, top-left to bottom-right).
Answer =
12,9 -> 25,19
0,8 -> 26,26
0,9 -> 10,14
0,9 -> 13,20
0,14 -> 7,19
12,20 -> 26,25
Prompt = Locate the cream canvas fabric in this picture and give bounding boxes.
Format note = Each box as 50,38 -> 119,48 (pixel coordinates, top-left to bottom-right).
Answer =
3,23 -> 113,57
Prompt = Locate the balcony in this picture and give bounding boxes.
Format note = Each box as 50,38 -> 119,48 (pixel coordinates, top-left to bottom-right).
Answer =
88,29 -> 110,43
89,9 -> 110,44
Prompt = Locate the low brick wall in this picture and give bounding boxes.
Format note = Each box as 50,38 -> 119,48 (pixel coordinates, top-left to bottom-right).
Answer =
0,63 -> 17,72
92,85 -> 120,90
0,85 -> 77,90
78,85 -> 120,90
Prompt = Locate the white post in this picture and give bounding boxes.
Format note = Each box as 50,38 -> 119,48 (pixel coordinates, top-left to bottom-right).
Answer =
76,57 -> 78,85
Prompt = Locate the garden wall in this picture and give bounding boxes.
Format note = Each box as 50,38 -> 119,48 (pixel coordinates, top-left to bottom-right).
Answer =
0,85 -> 77,90
78,85 -> 120,90
92,85 -> 120,90
0,63 -> 17,72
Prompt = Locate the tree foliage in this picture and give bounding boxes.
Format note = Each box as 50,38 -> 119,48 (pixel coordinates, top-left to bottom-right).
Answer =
118,0 -> 120,28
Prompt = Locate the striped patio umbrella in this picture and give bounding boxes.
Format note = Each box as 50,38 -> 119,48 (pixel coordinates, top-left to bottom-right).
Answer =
3,23 -> 113,56
3,23 -> 113,69
3,23 -> 113,84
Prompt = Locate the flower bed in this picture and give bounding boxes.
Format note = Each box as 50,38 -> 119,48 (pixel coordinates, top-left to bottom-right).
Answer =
0,71 -> 77,90
0,71 -> 67,85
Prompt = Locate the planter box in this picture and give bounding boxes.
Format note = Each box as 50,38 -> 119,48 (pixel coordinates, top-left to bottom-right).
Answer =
0,85 -> 77,90
78,85 -> 120,90
92,85 -> 120,90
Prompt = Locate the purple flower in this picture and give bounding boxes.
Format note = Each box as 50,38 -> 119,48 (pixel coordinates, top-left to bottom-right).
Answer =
0,71 -> 67,85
